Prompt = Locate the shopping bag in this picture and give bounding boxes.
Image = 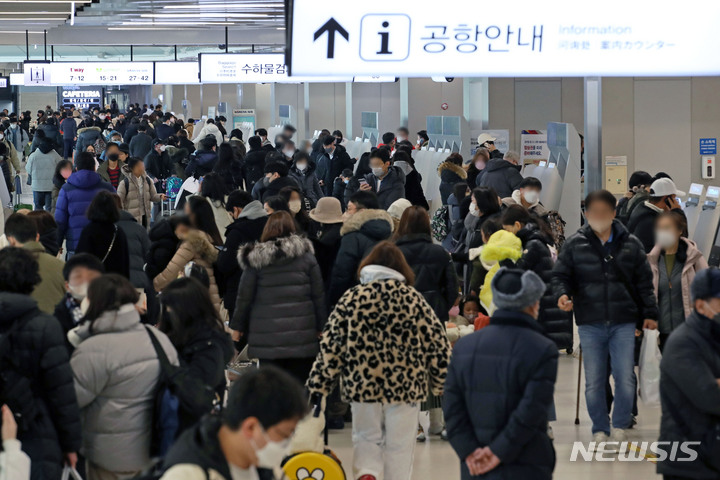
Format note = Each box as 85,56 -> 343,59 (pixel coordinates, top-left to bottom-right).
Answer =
638,328 -> 662,406
61,466 -> 83,480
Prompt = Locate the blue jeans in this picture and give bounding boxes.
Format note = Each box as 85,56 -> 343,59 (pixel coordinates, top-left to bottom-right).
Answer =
33,191 -> 52,211
578,322 -> 636,435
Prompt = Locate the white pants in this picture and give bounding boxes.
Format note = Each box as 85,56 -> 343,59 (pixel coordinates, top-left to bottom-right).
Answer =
351,402 -> 420,480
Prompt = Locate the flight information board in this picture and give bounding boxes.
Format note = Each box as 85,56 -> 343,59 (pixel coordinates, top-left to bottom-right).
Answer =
24,62 -> 154,86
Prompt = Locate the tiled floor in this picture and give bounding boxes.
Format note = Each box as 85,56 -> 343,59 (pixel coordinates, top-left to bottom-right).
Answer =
326,354 -> 663,479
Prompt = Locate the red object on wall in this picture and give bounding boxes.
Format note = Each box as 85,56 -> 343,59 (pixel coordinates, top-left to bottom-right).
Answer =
441,102 -> 449,110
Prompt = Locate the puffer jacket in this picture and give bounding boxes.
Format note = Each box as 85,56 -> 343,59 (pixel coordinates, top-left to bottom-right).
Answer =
185,149 -> 218,178
145,218 -> 180,281
328,209 -> 394,305
479,230 -> 523,311
51,173 -> 65,214
129,132 -> 153,160
231,235 -> 326,359
145,150 -> 174,184
54,169 -> 115,251
438,161 -> 467,205
396,233 -> 458,321
627,201 -> 662,253
657,311 -> 720,479
216,201 -> 267,314
444,309 -> 558,480
648,237 -> 708,333
71,304 -> 178,473
26,143 -> 61,192
515,223 -> 573,350
0,293 -> 81,480
307,266 -> 450,403
289,160 -> 324,207
116,165 -> 163,224
193,123 -> 222,148
552,220 -> 658,327
117,210 -> 152,291
361,166 -> 406,210
242,147 -> 267,191
153,229 -> 222,312
74,126 -> 102,154
477,158 -> 524,198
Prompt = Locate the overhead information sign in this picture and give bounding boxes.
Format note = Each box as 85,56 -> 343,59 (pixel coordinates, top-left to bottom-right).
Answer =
24,62 -> 154,86
288,0 -> 720,77
155,62 -> 200,85
200,53 -> 352,83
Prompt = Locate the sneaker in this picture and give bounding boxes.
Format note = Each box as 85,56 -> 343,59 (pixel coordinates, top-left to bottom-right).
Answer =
547,424 -> 554,441
441,429 -> 448,441
358,476 -> 377,480
416,427 -> 426,443
610,428 -> 628,451
629,415 -> 637,429
592,431 -> 609,451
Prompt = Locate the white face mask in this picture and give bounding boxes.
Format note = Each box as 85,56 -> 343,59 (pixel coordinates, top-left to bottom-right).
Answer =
283,149 -> 294,158
296,163 -> 307,172
0,134 -> 4,141
371,167 -> 385,177
397,135 -> 406,143
68,282 -> 88,301
470,202 -> 480,217
99,115 -> 106,120
523,190 -> 540,205
587,218 -> 613,233
253,430 -> 290,469
159,145 -> 167,152
655,230 -> 678,249
288,199 -> 302,214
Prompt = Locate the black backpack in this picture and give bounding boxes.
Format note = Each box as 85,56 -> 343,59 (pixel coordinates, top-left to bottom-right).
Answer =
0,313 -> 40,432
145,327 -> 219,457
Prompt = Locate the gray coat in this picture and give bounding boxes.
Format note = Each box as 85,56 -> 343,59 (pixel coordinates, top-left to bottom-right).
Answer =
70,305 -> 178,473
477,158 -> 524,198
231,234 -> 327,360
289,161 -> 324,207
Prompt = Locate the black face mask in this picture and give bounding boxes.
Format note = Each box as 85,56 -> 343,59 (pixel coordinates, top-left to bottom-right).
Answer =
107,153 -> 119,162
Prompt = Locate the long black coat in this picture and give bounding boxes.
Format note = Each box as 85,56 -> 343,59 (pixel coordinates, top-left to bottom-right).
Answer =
216,206 -> 268,314
117,211 -> 151,291
76,220 -> 130,278
515,223 -> 573,350
396,233 -> 457,321
444,309 -> 558,480
626,202 -> 659,253
403,168 -> 430,210
552,220 -> 658,327
658,311 -> 720,478
328,209 -> 394,306
0,293 -> 82,480
317,145 -> 354,196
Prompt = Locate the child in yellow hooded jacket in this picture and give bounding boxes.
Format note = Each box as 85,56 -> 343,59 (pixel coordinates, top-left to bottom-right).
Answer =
479,229 -> 523,313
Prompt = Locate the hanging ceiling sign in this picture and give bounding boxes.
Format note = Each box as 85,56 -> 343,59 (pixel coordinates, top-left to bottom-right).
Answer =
199,53 -> 352,83
287,0 -> 720,77
24,62 -> 154,86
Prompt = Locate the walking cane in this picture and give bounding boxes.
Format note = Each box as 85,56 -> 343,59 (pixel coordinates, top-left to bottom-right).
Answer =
574,346 -> 582,425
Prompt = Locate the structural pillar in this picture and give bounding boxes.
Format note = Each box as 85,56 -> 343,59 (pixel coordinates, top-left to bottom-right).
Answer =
584,77 -> 602,195
303,82 -> 310,139
399,77 -> 409,127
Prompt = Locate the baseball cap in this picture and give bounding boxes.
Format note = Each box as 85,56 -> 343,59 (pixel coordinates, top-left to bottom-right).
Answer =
649,177 -> 685,198
691,267 -> 720,301
152,138 -> 166,147
477,133 -> 497,145
118,143 -> 130,155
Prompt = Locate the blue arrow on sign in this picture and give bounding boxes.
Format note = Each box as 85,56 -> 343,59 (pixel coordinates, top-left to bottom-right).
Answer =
314,17 -> 349,59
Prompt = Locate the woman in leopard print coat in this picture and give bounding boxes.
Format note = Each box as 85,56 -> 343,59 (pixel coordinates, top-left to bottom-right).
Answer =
307,241 -> 450,480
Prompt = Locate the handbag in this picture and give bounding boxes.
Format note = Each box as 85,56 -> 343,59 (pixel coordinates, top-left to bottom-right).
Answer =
61,466 -> 83,480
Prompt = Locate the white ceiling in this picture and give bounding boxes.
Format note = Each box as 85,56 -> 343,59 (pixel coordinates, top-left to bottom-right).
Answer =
0,0 -> 285,40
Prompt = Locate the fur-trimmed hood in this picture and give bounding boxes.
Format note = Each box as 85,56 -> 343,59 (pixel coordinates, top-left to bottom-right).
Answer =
238,234 -> 314,270
77,126 -> 102,135
182,229 -> 219,264
340,208 -> 394,236
437,161 -> 467,180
